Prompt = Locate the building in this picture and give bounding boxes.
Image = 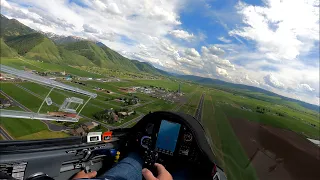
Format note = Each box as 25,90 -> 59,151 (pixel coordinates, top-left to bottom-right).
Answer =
71,127 -> 86,136
0,98 -> 11,109
82,122 -> 95,130
128,111 -> 135,116
118,112 -> 128,117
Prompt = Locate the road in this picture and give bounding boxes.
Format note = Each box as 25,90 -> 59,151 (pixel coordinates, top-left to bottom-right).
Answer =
194,93 -> 205,121
0,126 -> 14,140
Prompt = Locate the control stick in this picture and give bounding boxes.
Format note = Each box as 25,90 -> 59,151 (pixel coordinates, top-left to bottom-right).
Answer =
143,150 -> 158,176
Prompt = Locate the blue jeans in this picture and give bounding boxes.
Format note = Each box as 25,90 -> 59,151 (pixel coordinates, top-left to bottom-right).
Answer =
82,153 -> 188,180
97,153 -> 143,180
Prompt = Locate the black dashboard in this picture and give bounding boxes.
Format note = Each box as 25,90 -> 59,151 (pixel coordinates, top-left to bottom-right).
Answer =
136,119 -> 200,164
128,111 -> 218,178
0,111 -> 220,180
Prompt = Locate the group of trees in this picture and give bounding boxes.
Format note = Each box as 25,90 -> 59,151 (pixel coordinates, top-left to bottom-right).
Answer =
256,106 -> 270,114
93,108 -> 136,124
93,110 -> 117,124
256,106 -> 285,117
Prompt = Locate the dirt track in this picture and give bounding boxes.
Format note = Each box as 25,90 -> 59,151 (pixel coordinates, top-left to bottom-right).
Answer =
229,118 -> 320,180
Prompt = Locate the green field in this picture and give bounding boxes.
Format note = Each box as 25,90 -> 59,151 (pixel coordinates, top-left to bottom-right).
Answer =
0,82 -> 56,112
178,90 -> 202,115
135,99 -> 176,114
17,130 -> 69,140
1,117 -> 47,138
1,58 -> 104,78
201,88 -> 320,180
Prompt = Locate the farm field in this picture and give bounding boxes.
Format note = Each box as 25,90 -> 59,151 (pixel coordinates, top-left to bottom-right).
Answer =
17,130 -> 69,140
135,99 -> 177,114
178,90 -> 202,115
201,88 -> 320,180
0,68 -> 187,140
1,58 -> 104,78
1,117 -> 48,138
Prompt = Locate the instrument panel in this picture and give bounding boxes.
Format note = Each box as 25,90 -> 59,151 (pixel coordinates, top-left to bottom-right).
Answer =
137,119 -> 199,163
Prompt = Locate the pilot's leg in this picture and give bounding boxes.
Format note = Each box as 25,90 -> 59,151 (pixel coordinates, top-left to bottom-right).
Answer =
100,153 -> 143,180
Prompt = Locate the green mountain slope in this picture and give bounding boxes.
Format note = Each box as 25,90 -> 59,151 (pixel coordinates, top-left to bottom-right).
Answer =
58,47 -> 95,66
131,60 -> 168,75
1,14 -> 169,76
98,43 -> 139,71
0,15 -> 34,37
25,38 -> 62,63
5,33 -> 45,56
0,38 -> 17,57
63,41 -> 111,67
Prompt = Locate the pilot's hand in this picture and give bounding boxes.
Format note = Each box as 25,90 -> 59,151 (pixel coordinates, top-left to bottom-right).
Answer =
72,170 -> 97,179
142,163 -> 173,180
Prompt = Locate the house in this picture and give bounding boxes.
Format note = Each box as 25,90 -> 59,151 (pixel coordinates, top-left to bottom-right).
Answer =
105,109 -> 119,122
0,98 -> 11,109
118,112 -> 128,116
72,127 -> 86,136
128,111 -> 135,116
83,122 -> 95,130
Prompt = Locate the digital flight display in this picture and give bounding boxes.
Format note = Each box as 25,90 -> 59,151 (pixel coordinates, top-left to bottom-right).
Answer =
156,120 -> 181,154
90,136 -> 99,141
104,136 -> 110,141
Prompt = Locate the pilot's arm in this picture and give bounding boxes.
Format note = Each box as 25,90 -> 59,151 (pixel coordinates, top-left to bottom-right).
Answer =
72,163 -> 172,180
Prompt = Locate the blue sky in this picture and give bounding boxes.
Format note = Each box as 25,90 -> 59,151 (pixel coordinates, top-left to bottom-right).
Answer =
1,0 -> 319,105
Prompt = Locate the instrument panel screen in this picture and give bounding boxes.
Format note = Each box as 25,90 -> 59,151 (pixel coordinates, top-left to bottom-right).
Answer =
90,136 -> 98,141
156,120 -> 181,154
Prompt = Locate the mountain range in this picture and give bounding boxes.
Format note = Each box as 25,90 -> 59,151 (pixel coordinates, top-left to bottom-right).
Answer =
175,75 -> 319,111
0,14 -> 167,75
0,14 -> 318,111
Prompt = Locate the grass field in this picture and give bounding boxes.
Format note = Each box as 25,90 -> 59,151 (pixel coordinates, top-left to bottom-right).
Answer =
17,130 -> 69,140
135,99 -> 176,114
0,82 -> 57,112
1,58 -> 104,78
1,117 -> 47,138
178,90 -> 202,115
201,87 -> 319,180
202,93 -> 258,180
209,89 -> 319,139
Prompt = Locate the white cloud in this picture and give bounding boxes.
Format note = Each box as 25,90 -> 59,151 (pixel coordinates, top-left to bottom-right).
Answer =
218,36 -> 231,43
83,24 -> 99,33
230,0 -> 319,61
297,84 -> 315,92
169,29 -> 194,41
184,48 -> 200,57
201,46 -> 235,70
216,67 -> 229,77
1,0 -> 11,9
202,45 -> 225,56
2,0 -> 319,105
263,74 -> 285,89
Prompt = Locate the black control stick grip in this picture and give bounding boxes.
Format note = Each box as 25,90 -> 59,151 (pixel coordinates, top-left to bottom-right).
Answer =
143,150 -> 158,176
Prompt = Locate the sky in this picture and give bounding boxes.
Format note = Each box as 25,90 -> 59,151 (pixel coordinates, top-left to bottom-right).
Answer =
1,0 -> 319,105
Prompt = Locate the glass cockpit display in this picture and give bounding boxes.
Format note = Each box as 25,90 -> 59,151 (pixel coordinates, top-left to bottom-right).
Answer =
156,120 -> 181,155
